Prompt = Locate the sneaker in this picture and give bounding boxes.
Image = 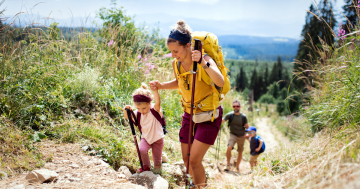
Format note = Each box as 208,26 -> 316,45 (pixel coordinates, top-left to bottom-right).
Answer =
136,166 -> 150,173
224,165 -> 231,171
235,168 -> 240,173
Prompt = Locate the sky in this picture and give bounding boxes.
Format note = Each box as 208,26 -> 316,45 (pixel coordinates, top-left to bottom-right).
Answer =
1,0 -> 345,39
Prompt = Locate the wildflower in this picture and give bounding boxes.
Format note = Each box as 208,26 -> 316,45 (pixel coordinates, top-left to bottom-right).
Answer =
145,69 -> 150,74
340,66 -> 348,69
108,40 -> 114,46
338,23 -> 346,40
138,55 -> 142,60
164,53 -> 172,58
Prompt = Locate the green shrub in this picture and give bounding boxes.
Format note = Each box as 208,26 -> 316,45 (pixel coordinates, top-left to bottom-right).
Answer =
259,94 -> 276,104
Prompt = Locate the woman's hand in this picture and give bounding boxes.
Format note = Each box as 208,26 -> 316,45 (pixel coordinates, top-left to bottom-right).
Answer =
191,50 -> 202,63
149,80 -> 161,90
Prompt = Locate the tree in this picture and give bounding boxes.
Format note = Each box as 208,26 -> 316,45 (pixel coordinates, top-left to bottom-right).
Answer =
264,63 -> 269,87
277,56 -> 283,88
342,0 -> 359,33
269,61 -> 278,85
235,66 -> 248,91
294,1 -> 336,89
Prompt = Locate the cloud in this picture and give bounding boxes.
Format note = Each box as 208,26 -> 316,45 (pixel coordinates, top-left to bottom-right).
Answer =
172,0 -> 219,5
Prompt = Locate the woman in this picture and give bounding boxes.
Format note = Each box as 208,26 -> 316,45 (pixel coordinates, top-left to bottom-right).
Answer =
149,20 -> 224,188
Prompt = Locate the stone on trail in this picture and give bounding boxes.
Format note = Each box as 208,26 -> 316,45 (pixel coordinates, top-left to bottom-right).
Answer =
162,163 -> 183,177
8,184 -> 25,189
118,166 -> 132,179
130,171 -> 169,189
25,169 -> 58,183
162,152 -> 169,163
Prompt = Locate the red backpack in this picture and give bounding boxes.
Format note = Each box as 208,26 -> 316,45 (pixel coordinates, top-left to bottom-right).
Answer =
129,108 -> 168,135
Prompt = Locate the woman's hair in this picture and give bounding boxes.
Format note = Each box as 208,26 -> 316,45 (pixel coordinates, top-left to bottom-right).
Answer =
167,20 -> 192,46
133,83 -> 153,105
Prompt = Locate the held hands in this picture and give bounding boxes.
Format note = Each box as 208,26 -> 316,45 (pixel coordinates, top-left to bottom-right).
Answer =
149,80 -> 160,91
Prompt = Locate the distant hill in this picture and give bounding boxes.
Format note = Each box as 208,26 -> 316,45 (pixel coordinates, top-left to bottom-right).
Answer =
218,35 -> 300,62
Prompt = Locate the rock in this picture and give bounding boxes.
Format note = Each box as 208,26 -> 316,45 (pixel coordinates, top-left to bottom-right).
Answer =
68,177 -> 81,182
0,171 -> 8,180
117,173 -> 127,179
81,145 -> 90,152
69,164 -> 80,169
173,161 -> 184,166
26,169 -> 58,183
130,171 -> 169,189
162,164 -> 183,177
9,184 -> 25,189
162,152 -> 169,163
118,166 -> 132,178
203,158 -> 211,164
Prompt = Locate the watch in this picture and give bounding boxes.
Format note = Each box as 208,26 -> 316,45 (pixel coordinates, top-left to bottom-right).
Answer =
202,62 -> 210,69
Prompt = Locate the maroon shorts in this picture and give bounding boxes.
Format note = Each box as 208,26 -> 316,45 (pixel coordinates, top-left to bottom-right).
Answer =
179,106 -> 223,145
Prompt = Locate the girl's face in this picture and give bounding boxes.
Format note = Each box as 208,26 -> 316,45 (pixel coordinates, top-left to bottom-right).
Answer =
167,42 -> 190,62
135,103 -> 151,115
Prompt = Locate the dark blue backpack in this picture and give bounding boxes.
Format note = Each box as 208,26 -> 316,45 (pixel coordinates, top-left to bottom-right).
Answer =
255,135 -> 266,152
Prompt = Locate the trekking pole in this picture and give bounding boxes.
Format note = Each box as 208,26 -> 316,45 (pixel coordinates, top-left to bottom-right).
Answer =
126,109 -> 144,171
185,39 -> 200,188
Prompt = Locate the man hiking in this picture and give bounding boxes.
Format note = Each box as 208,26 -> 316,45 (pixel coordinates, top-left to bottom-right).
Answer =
222,100 -> 249,172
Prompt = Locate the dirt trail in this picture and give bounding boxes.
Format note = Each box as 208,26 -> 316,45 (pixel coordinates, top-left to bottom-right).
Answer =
207,117 -> 289,188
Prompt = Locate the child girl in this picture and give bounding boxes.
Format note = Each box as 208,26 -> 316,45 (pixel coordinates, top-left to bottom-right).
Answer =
123,83 -> 164,173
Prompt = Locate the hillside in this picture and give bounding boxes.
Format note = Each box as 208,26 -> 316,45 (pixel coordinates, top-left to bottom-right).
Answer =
218,35 -> 300,61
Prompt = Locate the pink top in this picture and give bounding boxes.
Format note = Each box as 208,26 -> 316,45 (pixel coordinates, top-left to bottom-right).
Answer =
135,104 -> 164,145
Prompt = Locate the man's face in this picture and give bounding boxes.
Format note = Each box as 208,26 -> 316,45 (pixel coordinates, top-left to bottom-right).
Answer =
233,103 -> 240,113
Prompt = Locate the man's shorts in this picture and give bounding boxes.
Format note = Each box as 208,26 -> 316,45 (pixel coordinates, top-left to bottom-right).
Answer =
250,154 -> 259,165
179,106 -> 223,145
227,133 -> 245,153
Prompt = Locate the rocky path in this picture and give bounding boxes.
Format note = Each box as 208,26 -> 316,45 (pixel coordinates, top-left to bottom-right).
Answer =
0,117 -> 288,189
0,141 -> 164,189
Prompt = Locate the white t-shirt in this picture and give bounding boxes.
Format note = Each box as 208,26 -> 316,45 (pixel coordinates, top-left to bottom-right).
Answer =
135,104 -> 164,144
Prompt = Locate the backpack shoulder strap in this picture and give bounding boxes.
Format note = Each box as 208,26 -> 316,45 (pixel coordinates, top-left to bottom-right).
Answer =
228,112 -> 235,125
150,108 -> 168,135
136,111 -> 142,134
150,108 -> 165,126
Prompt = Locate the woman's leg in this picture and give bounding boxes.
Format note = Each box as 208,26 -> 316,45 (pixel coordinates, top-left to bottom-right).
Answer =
139,138 -> 151,168
189,139 -> 211,188
181,142 -> 194,178
151,138 -> 164,170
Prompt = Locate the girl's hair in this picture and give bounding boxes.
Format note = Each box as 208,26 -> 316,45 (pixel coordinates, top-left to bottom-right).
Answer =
133,83 -> 153,105
167,20 -> 192,46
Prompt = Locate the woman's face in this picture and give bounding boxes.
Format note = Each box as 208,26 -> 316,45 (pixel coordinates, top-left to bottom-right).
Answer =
167,42 -> 190,62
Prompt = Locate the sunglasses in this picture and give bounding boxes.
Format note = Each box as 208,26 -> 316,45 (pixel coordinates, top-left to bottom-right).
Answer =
233,106 -> 240,108
247,131 -> 255,134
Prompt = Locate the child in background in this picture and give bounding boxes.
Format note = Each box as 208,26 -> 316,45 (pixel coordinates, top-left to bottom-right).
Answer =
246,126 -> 265,169
123,83 -> 165,173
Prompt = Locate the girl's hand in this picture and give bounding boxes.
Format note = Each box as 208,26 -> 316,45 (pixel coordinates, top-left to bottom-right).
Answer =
124,105 -> 132,110
149,80 -> 160,91
255,148 -> 260,152
191,50 -> 202,63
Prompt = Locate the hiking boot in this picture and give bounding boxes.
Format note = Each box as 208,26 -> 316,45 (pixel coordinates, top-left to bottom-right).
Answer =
224,165 -> 231,171
136,166 -> 150,173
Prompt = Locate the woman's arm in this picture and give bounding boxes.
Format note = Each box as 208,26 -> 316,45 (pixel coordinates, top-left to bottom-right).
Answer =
192,51 -> 225,87
150,60 -> 179,90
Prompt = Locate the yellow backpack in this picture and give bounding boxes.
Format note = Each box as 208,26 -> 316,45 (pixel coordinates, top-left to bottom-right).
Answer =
175,31 -> 231,121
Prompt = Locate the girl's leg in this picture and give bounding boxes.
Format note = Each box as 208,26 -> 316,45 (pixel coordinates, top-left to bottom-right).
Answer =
151,138 -> 164,170
139,138 -> 151,168
181,142 -> 194,178
189,139 -> 211,188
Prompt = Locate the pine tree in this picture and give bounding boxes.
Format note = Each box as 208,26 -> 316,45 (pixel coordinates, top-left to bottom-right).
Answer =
269,62 -> 278,85
235,66 -> 248,92
277,56 -> 283,88
264,63 -> 269,87
294,1 -> 336,89
250,68 -> 258,90
342,0 -> 359,33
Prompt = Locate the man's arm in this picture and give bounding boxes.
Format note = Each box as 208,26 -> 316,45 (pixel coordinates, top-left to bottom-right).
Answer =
244,123 -> 249,129
222,119 -> 226,124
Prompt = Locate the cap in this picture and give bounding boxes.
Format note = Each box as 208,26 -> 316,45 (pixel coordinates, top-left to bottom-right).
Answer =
246,126 -> 256,132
